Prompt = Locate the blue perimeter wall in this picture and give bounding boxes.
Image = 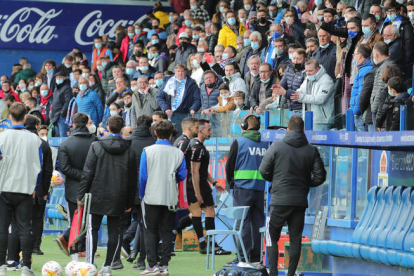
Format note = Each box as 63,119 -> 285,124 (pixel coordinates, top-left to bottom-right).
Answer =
0,49 -> 92,77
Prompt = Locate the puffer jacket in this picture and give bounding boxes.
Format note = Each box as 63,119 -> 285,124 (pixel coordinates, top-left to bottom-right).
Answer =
78,135 -> 137,216
279,63 -> 306,111
359,69 -> 375,125
227,72 -> 248,95
298,66 -> 335,125
58,125 -> 96,203
75,88 -> 104,125
376,92 -> 411,131
51,79 -> 72,124
125,125 -> 156,204
370,57 -> 395,115
217,23 -> 247,48
250,74 -> 278,110
350,58 -> 373,116
200,78 -> 223,110
259,130 -> 326,207
152,53 -> 169,72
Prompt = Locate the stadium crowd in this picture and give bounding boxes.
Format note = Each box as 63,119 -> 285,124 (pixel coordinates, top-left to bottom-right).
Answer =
0,0 -> 414,275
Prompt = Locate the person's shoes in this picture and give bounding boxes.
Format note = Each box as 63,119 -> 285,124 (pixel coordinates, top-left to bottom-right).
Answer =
32,248 -> 44,255
6,261 -> 18,271
225,257 -> 239,266
0,264 -> 7,276
121,245 -> 130,259
98,266 -> 112,276
78,251 -> 86,258
127,251 -> 138,263
111,259 -> 123,270
140,265 -> 160,275
159,265 -> 169,275
20,266 -> 35,276
133,259 -> 146,270
215,247 -> 231,255
53,235 -> 70,256
56,204 -> 68,220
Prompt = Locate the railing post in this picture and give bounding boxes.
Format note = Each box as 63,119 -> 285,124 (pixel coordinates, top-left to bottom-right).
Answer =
305,111 -> 313,131
346,109 -> 355,131
264,111 -> 270,130
400,105 -> 407,131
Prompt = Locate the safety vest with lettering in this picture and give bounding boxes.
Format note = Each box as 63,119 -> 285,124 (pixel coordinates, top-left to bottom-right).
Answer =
234,137 -> 268,191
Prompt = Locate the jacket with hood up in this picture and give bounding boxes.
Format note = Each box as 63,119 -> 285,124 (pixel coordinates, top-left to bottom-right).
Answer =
259,130 -> 326,207
78,135 -> 137,216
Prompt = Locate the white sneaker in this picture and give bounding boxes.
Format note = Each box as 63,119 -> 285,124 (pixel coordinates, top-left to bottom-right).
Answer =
98,266 -> 112,276
159,265 -> 169,275
140,265 -> 160,275
0,265 -> 7,276
20,266 -> 35,276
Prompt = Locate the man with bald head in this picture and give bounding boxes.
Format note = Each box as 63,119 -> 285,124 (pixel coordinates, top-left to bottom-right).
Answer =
312,29 -> 336,79
383,25 -> 406,79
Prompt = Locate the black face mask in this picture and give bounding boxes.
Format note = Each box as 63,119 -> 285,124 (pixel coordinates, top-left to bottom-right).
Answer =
259,17 -> 267,24
126,103 -> 132,108
337,12 -> 343,18
173,29 -> 179,34
206,82 -> 216,88
170,53 -> 176,59
180,42 -> 188,49
269,11 -> 277,18
153,25 -> 159,29
293,63 -> 304,71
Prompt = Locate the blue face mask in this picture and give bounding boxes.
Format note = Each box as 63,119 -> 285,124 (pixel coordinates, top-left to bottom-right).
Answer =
261,78 -> 270,84
199,37 -> 205,41
64,63 -> 72,69
126,68 -> 134,75
228,17 -> 236,25
387,14 -> 397,22
193,35 -> 199,40
148,53 -> 153,60
79,84 -> 87,91
140,66 -> 149,72
191,5 -> 197,10
101,62 -> 108,67
289,54 -> 293,59
46,67 -> 53,74
362,27 -> 372,35
219,6 -> 225,13
307,75 -> 316,82
152,39 -> 159,44
169,16 -> 174,23
128,32 -> 135,37
244,39 -> 251,47
384,39 -> 392,44
95,43 -> 102,49
135,29 -> 141,35
40,90 -> 49,97
273,32 -> 281,39
156,79 -> 163,87
221,53 -> 229,60
185,20 -> 192,27
192,59 -> 199,68
320,43 -> 329,49
56,79 -> 64,85
348,30 -> 358,39
251,42 -> 259,50
315,0 -> 323,5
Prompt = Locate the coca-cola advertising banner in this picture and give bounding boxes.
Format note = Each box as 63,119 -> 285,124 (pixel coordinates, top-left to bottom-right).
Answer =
0,0 -> 153,51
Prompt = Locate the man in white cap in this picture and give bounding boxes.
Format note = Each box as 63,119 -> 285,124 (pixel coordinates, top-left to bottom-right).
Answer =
175,32 -> 197,67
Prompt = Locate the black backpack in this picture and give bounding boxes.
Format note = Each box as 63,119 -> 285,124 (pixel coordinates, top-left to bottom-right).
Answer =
214,265 -> 269,276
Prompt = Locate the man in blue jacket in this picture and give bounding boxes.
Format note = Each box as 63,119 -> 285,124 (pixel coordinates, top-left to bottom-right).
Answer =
225,115 -> 268,265
157,64 -> 201,135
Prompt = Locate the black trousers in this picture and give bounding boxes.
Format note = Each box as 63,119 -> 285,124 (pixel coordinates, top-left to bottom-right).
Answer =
266,205 -> 306,276
0,192 -> 34,268
7,221 -> 20,262
142,203 -> 175,267
87,214 -> 120,267
233,188 -> 265,262
114,212 -> 130,261
32,199 -> 46,250
63,200 -> 85,254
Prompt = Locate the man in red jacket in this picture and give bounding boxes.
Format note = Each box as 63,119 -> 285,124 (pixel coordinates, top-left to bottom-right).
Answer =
0,81 -> 20,102
120,26 -> 138,62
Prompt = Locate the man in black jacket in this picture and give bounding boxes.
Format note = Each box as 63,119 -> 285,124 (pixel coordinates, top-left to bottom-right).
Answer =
78,115 -> 137,275
123,115 -> 156,269
54,113 -> 96,259
51,71 -> 73,137
259,116 -> 326,276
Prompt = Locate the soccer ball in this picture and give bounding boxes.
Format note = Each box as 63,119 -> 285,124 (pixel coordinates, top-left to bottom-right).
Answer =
64,261 -> 79,276
73,262 -> 97,276
42,261 -> 63,276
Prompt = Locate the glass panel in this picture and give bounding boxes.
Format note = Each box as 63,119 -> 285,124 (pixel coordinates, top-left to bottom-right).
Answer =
330,147 -> 353,220
308,146 -> 330,215
356,149 -> 369,220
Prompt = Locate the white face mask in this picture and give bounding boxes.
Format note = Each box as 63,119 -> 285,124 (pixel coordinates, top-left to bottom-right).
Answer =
110,111 -> 118,117
40,136 -> 48,142
409,12 -> 414,21
88,124 -> 97,134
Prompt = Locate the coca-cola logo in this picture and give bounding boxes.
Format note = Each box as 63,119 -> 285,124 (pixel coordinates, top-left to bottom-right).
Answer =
0,7 -> 61,44
0,7 -> 139,47
74,10 -> 138,45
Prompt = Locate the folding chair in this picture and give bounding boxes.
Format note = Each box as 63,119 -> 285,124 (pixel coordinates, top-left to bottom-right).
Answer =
70,193 -> 92,246
206,206 -> 250,270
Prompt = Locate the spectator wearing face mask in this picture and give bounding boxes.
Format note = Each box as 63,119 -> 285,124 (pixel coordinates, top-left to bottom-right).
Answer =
312,29 -> 337,79
223,62 -> 248,96
175,32 -> 197,67
75,77 -> 104,126
51,72 -> 72,137
200,70 -> 223,115
0,81 -> 20,102
232,91 -> 249,110
149,44 -> 169,73
249,9 -> 273,42
244,55 -> 261,106
98,55 -> 114,94
131,76 -> 160,128
218,10 -> 247,48
239,31 -> 267,76
281,8 -> 306,48
122,91 -> 133,127
268,38 -> 290,71
383,25 -> 406,79
250,63 -> 278,115
120,26 -> 139,62
99,102 -> 124,135
39,83 -> 53,125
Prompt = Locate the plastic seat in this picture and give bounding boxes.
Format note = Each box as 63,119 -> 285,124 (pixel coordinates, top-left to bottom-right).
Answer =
259,226 -> 265,262
206,206 -> 249,270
